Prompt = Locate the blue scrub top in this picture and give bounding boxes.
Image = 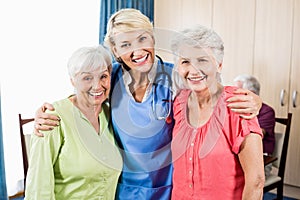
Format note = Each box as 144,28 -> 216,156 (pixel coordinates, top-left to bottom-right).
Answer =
110,60 -> 174,200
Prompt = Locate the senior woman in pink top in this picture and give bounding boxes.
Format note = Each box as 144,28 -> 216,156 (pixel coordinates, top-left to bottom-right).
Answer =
170,25 -> 265,199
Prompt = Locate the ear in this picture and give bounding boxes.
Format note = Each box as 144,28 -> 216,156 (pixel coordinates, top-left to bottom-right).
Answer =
217,62 -> 223,73
70,78 -> 75,87
112,46 -> 119,58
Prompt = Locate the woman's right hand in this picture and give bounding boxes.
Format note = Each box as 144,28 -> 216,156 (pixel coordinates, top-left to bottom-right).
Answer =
34,102 -> 60,137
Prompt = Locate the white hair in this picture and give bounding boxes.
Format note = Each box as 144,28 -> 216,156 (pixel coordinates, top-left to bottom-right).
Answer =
67,45 -> 112,78
234,74 -> 260,95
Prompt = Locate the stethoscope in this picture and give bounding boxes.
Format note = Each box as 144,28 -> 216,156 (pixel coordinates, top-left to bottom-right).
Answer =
152,55 -> 173,120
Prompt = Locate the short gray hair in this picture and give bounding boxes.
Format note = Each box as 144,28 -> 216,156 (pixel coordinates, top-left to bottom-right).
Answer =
234,74 -> 261,95
67,45 -> 112,78
171,25 -> 224,64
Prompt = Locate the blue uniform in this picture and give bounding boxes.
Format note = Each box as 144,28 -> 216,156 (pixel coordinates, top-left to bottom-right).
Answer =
110,59 -> 174,200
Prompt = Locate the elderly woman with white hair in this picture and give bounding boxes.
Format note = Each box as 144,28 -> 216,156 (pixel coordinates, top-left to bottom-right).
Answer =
170,25 -> 265,199
25,45 -> 122,200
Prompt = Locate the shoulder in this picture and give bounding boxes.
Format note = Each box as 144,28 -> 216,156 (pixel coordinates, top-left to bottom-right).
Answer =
174,89 -> 190,108
223,85 -> 239,99
261,103 -> 275,113
157,56 -> 174,70
258,103 -> 275,119
52,98 -> 70,110
46,98 -> 72,117
112,62 -> 122,75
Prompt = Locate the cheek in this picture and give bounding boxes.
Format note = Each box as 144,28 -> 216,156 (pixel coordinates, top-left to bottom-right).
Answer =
144,41 -> 155,50
177,65 -> 187,78
104,79 -> 111,89
119,51 -> 132,62
75,82 -> 88,91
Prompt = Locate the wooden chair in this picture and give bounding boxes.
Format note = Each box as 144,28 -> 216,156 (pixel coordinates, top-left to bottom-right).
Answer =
19,114 -> 34,184
9,114 -> 34,199
264,113 -> 293,200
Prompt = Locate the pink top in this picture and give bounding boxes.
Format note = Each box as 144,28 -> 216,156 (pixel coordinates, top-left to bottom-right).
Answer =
171,86 -> 262,200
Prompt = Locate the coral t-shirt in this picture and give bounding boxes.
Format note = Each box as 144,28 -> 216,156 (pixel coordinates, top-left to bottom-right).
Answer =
171,86 -> 262,200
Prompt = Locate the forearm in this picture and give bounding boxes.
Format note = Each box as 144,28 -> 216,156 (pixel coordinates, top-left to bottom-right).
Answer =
242,176 -> 265,200
239,134 -> 265,200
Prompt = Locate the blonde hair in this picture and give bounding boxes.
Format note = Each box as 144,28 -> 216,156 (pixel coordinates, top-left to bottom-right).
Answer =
104,8 -> 154,52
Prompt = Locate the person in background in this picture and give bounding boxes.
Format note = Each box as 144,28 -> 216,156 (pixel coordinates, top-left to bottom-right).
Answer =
234,74 -> 276,176
32,9 -> 263,200
170,25 -> 265,199
24,45 -> 122,200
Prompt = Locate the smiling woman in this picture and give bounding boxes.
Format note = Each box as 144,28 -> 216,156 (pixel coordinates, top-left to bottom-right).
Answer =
24,45 -> 122,200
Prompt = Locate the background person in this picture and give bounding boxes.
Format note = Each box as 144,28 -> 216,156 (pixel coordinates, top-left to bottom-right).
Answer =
234,74 -> 276,176
25,45 -> 122,200
170,25 -> 265,199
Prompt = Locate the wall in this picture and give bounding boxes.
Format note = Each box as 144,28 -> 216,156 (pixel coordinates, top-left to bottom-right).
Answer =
0,0 -> 100,195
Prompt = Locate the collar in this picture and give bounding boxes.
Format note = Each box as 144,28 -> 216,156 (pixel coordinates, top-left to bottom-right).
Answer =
122,57 -> 159,102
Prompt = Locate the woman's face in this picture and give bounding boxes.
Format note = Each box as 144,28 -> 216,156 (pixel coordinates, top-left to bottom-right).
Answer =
72,67 -> 111,106
176,44 -> 221,93
112,30 -> 155,73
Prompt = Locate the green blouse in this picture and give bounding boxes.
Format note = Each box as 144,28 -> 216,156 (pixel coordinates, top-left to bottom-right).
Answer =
25,98 -> 122,200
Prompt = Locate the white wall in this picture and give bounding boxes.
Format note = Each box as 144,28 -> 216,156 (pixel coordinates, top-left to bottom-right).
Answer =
0,0 -> 100,195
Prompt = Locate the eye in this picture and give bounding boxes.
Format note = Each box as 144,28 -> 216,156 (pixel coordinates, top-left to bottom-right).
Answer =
139,36 -> 147,42
100,74 -> 109,80
197,58 -> 209,63
83,76 -> 93,81
181,60 -> 190,65
120,42 -> 130,48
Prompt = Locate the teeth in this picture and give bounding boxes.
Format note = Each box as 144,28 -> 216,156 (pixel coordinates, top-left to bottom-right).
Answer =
188,75 -> 207,81
90,91 -> 103,96
133,55 -> 147,63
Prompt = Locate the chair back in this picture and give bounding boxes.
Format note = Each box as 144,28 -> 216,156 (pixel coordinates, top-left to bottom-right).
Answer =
272,113 -> 292,178
18,114 -> 34,186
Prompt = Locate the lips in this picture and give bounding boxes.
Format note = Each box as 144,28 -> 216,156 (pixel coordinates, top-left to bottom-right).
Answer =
88,91 -> 104,97
187,75 -> 207,82
132,54 -> 148,63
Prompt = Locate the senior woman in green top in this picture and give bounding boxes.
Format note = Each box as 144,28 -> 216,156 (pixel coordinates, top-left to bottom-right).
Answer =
25,45 -> 122,200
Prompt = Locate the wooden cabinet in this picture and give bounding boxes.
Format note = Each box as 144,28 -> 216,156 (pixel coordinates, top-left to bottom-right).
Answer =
252,0 -> 300,186
212,0 -> 256,85
285,0 -> 300,186
154,0 -> 212,62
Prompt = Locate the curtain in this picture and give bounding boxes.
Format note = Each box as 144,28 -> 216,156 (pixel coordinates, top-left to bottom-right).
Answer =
0,92 -> 8,200
99,0 -> 154,44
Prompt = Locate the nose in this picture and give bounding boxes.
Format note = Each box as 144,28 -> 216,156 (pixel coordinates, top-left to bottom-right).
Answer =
92,77 -> 104,89
132,48 -> 144,57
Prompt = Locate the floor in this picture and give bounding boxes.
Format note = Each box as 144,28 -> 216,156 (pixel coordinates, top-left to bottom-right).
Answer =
269,184 -> 300,200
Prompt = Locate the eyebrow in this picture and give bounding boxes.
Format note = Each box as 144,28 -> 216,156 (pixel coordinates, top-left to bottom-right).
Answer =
80,69 -> 109,75
120,31 -> 148,43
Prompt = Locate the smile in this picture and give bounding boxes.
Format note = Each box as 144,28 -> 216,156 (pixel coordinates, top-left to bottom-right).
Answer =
88,91 -> 104,97
187,75 -> 207,81
132,54 -> 148,63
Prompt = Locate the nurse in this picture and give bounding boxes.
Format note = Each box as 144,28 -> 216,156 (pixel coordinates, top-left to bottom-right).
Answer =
33,8 -> 263,200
